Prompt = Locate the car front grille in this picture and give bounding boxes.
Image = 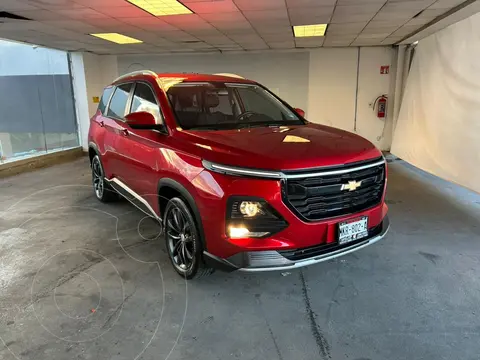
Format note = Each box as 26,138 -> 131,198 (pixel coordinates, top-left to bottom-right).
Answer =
282,157 -> 386,221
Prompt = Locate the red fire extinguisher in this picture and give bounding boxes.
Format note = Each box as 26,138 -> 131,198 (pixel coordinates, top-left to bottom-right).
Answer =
374,95 -> 388,119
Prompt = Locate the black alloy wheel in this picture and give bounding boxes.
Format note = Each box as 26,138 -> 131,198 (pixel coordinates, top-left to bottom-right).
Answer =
164,197 -> 213,279
91,155 -> 117,202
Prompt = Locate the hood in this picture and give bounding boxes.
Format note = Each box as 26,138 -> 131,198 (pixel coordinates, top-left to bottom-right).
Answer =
180,123 -> 382,171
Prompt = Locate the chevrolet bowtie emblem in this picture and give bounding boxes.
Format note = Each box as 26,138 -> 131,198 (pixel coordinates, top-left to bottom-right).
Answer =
341,180 -> 362,191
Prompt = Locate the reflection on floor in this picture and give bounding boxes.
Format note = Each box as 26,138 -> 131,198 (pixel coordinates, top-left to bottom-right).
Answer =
0,158 -> 479,360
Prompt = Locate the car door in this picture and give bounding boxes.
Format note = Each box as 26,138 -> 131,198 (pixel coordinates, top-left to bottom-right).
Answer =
103,82 -> 134,180
113,81 -> 166,205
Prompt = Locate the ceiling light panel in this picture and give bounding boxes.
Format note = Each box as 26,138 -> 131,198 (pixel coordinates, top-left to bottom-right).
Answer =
127,0 -> 192,16
90,33 -> 143,44
293,24 -> 328,37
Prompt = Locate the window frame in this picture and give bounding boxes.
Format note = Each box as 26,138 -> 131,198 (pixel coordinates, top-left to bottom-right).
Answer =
105,81 -> 134,122
98,85 -> 115,115
129,80 -> 168,135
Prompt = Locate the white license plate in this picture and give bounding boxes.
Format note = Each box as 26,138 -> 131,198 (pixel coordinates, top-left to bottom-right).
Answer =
338,217 -> 368,244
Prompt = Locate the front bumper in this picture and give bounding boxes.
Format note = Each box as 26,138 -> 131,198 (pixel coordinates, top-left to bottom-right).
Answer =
204,215 -> 389,272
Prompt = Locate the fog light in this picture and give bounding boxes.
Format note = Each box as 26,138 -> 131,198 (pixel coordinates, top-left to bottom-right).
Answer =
228,226 -> 269,239
240,201 -> 262,217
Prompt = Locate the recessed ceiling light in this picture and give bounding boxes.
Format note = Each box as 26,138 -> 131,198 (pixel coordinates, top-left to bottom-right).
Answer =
293,24 -> 328,37
127,0 -> 192,16
90,33 -> 143,44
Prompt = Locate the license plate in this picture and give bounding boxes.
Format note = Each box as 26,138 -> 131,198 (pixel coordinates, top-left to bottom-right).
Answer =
338,217 -> 368,244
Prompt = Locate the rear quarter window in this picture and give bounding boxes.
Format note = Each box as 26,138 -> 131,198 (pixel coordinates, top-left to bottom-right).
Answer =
98,86 -> 114,115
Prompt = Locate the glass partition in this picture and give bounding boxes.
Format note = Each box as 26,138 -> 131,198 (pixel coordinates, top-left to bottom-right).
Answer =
0,40 -> 79,164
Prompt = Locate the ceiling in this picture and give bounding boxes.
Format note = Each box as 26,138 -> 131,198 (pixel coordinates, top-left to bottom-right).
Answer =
0,0 -> 471,54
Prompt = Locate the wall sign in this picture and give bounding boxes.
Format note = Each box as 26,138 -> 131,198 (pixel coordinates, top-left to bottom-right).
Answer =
380,65 -> 390,74
92,96 -> 100,103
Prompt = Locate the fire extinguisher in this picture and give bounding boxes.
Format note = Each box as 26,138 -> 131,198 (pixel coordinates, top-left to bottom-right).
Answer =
373,95 -> 388,119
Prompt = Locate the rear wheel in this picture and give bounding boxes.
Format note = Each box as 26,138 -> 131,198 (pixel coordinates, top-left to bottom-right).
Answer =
91,155 -> 117,203
164,197 -> 213,279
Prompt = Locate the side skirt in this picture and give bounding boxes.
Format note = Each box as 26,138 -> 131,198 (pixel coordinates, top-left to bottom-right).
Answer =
106,178 -> 162,223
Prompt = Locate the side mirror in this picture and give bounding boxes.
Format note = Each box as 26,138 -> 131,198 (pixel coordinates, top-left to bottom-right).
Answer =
294,108 -> 306,118
125,111 -> 156,129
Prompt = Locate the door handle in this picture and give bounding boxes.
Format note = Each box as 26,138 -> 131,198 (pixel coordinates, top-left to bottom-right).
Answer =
99,120 -> 104,127
121,129 -> 129,136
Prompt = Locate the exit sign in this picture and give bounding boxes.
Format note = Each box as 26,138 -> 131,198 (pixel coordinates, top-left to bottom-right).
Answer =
380,65 -> 390,74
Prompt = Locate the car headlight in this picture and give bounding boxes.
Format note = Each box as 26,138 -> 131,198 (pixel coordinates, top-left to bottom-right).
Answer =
227,197 -> 288,238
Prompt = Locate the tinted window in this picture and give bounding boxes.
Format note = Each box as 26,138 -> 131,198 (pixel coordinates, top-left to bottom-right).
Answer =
98,86 -> 114,114
235,86 -> 283,121
107,83 -> 132,120
130,83 -> 162,124
166,82 -> 301,130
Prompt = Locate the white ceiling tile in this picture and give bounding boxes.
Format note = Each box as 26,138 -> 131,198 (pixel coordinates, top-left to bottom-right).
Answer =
351,37 -> 384,45
198,35 -> 235,45
241,43 -> 269,50
288,7 -> 333,25
361,28 -> 397,36
357,33 -> 389,39
186,0 -> 239,13
233,0 -> 285,11
94,6 -> 154,18
365,19 -> 408,28
334,4 -> 384,15
199,12 -> 245,22
243,8 -> 289,21
228,33 -> 264,42
295,37 -> 325,47
336,0 -> 386,4
406,16 -> 435,26
249,18 -> 291,27
381,36 -> 403,44
42,20 -> 102,32
326,22 -> 368,35
54,8 -> 106,19
212,20 -> 252,31
161,30 -> 199,41
374,9 -> 420,21
286,0 -> 337,7
0,0 -> 40,10
254,25 -> 293,34
268,40 -> 295,48
120,17 -> 179,31
382,0 -> 436,11
390,24 -> 422,37
28,0 -> 85,10
325,34 -> 357,40
323,39 -> 352,47
428,0 -> 465,9
73,0 -> 127,6
84,17 -> 127,29
416,8 -> 450,17
330,12 -> 377,23
7,9 -> 60,21
261,33 -> 293,41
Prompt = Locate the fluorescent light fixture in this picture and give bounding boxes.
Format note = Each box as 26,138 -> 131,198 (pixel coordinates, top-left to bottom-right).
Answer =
90,33 -> 142,44
293,24 -> 328,37
127,0 -> 192,16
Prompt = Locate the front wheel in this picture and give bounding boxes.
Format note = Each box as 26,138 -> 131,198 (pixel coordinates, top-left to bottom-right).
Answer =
164,197 -> 213,279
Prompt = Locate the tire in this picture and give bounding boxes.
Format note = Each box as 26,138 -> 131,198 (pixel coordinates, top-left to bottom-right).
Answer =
164,197 -> 213,279
91,155 -> 118,203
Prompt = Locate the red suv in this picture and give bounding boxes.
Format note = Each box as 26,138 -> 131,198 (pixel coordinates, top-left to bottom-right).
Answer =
88,71 -> 389,279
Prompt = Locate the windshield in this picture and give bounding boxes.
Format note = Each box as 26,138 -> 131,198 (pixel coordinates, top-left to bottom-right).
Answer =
166,82 -> 304,130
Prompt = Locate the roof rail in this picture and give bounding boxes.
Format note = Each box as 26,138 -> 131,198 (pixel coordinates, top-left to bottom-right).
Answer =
214,73 -> 245,79
113,70 -> 157,83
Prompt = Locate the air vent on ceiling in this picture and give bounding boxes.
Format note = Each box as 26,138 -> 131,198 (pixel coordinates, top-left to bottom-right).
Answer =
0,11 -> 32,21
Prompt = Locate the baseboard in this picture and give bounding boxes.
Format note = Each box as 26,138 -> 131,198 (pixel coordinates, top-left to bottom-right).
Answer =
0,147 -> 84,178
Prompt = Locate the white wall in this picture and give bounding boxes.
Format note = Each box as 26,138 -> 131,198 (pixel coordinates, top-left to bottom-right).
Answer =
70,52 -> 118,150
307,47 -> 394,149
118,52 -> 310,114
392,12 -> 480,194
118,48 -> 394,150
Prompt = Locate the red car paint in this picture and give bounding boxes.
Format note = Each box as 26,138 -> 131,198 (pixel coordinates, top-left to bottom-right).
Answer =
88,72 -> 388,269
